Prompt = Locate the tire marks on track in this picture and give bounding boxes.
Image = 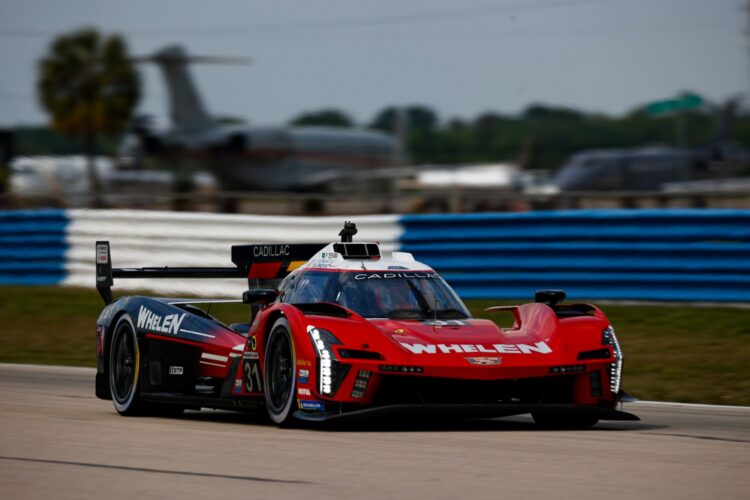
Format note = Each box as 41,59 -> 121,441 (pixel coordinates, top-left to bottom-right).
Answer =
641,433 -> 750,444
0,456 -> 312,484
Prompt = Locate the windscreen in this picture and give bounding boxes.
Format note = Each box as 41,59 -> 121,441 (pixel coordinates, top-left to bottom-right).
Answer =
285,270 -> 471,320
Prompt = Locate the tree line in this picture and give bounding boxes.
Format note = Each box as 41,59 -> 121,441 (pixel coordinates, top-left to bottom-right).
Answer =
17,101 -> 747,173
291,104 -> 748,170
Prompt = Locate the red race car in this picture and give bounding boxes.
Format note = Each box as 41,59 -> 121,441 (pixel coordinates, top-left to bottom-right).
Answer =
95,222 -> 638,427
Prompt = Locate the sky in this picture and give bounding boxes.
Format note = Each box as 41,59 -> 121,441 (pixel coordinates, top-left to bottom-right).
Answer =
0,0 -> 747,128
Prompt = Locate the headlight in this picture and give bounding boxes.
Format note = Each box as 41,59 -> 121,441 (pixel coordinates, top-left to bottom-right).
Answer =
307,325 -> 349,396
602,325 -> 622,394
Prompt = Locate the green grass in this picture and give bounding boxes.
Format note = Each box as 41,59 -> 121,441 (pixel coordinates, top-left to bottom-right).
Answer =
469,300 -> 750,406
1,286 -> 748,405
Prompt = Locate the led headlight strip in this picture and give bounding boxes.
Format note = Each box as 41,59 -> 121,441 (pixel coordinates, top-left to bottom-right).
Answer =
307,325 -> 332,395
602,325 -> 622,394
307,325 -> 345,396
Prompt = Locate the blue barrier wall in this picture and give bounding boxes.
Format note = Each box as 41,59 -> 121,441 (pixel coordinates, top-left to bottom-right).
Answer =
2,208 -> 749,302
0,210 -> 69,285
399,209 -> 750,302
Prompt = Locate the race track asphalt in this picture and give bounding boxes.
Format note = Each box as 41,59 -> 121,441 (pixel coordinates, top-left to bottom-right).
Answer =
1,363 -> 748,499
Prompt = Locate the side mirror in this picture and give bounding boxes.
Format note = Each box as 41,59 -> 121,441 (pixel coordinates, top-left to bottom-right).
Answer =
242,289 -> 278,305
534,289 -> 566,306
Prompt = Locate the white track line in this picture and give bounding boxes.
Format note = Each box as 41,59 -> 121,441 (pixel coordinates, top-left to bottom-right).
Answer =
0,363 -> 96,374
632,400 -> 750,411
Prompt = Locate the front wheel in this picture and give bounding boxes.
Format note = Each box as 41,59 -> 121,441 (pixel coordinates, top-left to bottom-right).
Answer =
263,318 -> 297,426
532,411 -> 599,429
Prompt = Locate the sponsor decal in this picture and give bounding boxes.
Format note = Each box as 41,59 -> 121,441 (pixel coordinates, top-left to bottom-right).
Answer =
298,388 -> 312,396
465,357 -> 502,366
394,329 -> 405,334
233,379 -> 242,393
308,259 -> 338,269
298,399 -> 326,412
320,252 -> 341,260
136,306 -> 186,335
249,335 -> 257,351
400,341 -> 552,355
96,244 -> 109,264
243,351 -> 260,360
297,359 -> 312,367
354,272 -> 439,280
423,319 -> 468,327
253,244 -> 290,258
298,369 -> 310,384
168,365 -> 184,375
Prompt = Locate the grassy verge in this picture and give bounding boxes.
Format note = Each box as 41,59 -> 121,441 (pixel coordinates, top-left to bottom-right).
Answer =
1,286 -> 748,405
469,300 -> 750,406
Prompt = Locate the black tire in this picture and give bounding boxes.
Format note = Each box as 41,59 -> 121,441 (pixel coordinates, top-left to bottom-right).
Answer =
109,314 -> 145,415
263,318 -> 297,426
531,411 -> 599,429
108,314 -> 184,417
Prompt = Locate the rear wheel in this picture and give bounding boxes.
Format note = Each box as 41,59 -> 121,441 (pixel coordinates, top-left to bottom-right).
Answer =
263,318 -> 297,426
532,411 -> 599,429
109,315 -> 145,415
108,314 -> 184,417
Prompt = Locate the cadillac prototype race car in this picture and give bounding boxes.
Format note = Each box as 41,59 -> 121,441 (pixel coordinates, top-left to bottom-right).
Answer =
94,223 -> 638,427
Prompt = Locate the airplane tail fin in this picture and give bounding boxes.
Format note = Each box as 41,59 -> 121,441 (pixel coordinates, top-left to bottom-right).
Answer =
134,46 -> 249,136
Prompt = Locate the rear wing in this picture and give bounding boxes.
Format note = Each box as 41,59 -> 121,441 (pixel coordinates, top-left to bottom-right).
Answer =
95,241 -> 326,305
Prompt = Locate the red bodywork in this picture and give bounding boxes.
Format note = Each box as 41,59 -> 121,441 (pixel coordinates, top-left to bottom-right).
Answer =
94,238 -> 633,423
185,300 -> 622,415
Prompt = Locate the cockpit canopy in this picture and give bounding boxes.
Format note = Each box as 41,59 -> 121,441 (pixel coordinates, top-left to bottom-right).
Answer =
281,270 -> 471,320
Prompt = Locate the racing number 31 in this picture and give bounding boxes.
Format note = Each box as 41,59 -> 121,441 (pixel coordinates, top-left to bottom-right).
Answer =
244,360 -> 262,393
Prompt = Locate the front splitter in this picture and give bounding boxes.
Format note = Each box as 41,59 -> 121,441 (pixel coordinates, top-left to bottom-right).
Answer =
294,402 -> 639,423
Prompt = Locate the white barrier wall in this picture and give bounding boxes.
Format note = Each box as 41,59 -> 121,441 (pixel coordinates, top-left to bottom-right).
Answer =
64,210 -> 401,297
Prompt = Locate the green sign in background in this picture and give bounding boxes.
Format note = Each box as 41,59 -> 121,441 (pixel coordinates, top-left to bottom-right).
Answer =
647,93 -> 703,116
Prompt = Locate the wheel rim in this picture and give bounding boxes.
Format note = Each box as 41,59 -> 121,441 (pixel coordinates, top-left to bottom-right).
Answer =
111,324 -> 136,404
267,327 -> 293,414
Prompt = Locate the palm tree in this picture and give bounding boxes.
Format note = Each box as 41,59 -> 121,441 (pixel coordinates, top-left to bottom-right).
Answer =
37,28 -> 139,207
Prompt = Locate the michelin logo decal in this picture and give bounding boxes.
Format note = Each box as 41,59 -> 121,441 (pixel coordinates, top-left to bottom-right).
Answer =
137,306 -> 186,335
400,341 -> 552,355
